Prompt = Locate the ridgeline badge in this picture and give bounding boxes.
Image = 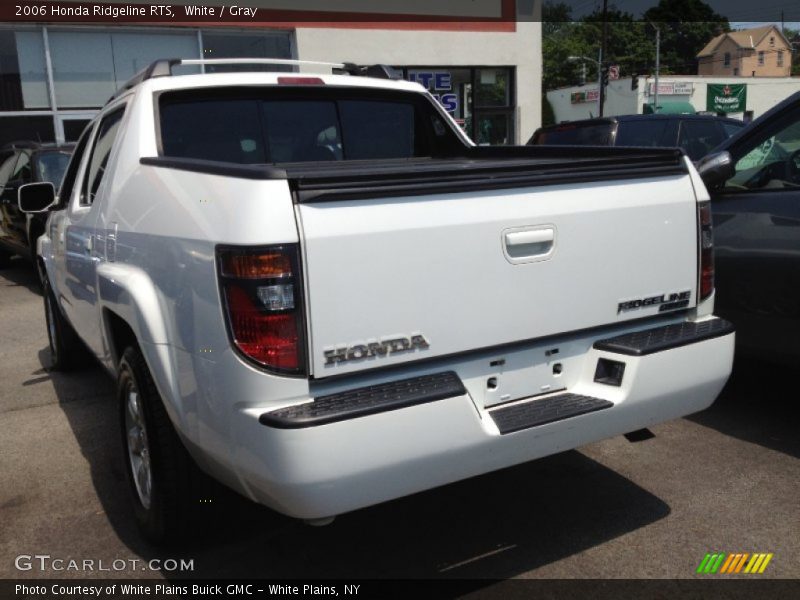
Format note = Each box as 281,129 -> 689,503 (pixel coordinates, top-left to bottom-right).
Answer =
617,290 -> 691,314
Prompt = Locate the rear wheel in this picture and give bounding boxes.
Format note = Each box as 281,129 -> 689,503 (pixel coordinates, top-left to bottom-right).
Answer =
0,247 -> 12,269
118,346 -> 197,544
43,279 -> 86,370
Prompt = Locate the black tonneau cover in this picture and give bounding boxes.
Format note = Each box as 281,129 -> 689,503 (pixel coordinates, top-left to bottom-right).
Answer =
141,146 -> 688,203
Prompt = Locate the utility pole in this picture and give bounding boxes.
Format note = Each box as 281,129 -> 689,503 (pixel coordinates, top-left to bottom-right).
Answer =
598,0 -> 608,117
654,24 -> 660,114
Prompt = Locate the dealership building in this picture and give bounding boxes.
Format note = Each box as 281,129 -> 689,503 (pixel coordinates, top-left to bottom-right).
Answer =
0,0 -> 541,147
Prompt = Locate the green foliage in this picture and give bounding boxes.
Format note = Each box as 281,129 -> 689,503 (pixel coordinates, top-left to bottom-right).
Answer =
542,95 -> 556,127
642,0 -> 730,74
784,28 -> 800,76
542,0 -> 732,96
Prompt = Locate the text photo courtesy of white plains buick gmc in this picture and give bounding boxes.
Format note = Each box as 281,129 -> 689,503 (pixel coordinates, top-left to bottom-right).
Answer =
18,59 -> 735,543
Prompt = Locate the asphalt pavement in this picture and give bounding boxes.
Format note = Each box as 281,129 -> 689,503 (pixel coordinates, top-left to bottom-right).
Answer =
1,258 -> 799,584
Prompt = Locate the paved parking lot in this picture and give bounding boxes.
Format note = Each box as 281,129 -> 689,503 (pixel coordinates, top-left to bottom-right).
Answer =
1,258 -> 799,583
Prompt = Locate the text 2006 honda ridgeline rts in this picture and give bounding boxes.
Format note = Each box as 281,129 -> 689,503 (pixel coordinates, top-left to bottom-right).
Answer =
23,60 -> 734,542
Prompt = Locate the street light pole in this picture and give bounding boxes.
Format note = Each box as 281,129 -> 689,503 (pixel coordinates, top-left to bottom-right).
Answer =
568,55 -> 602,117
654,25 -> 660,114
597,48 -> 602,117
646,21 -> 661,114
599,0 -> 608,117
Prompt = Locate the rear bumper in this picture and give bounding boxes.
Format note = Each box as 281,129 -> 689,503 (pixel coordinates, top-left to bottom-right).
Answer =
230,318 -> 734,519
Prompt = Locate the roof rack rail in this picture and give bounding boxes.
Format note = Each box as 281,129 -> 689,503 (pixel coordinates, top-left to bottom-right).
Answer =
107,58 -> 403,103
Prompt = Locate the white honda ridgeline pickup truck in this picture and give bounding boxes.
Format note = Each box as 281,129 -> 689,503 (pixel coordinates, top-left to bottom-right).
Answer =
19,59 -> 735,543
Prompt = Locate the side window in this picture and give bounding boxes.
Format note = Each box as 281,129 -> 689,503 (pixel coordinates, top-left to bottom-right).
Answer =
58,125 -> 93,207
82,107 -> 125,206
722,122 -> 744,138
11,152 -> 31,183
614,120 -> 670,147
677,120 -> 726,160
724,111 -> 800,191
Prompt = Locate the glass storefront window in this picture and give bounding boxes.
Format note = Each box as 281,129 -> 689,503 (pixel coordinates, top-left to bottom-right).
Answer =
475,68 -> 510,107
110,32 -> 199,84
49,31 -> 116,109
50,30 -> 201,108
202,32 -> 292,72
404,66 -> 515,145
0,116 -> 56,146
0,30 -> 49,110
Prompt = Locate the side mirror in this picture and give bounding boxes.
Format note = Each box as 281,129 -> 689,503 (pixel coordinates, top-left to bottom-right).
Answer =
696,151 -> 735,190
18,182 -> 56,213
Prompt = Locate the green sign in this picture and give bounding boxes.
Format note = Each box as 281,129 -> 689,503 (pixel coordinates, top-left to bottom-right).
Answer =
707,83 -> 747,113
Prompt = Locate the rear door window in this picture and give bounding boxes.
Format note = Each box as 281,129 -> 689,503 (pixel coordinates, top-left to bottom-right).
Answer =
614,120 -> 671,147
159,89 -> 457,164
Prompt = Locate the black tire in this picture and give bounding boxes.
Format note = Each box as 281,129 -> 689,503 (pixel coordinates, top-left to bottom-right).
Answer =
29,229 -> 45,289
118,345 -> 198,544
0,247 -> 12,269
43,278 -> 86,370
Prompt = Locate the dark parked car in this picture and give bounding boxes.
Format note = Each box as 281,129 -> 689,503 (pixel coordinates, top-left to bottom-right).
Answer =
699,91 -> 800,362
529,114 -> 746,160
0,141 -> 73,269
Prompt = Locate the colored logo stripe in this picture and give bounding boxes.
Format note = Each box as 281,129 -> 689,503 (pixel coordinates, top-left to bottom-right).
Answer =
702,552 -> 773,574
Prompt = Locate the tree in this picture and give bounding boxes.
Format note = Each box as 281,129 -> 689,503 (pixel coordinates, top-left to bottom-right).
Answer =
541,2 -> 591,92
643,0 -> 730,74
784,28 -> 800,77
581,8 -> 653,78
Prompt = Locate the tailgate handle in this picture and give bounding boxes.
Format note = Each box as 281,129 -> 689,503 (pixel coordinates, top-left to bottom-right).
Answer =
504,227 -> 555,261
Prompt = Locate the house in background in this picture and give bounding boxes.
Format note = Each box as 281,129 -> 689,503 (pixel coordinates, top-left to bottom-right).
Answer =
697,25 -> 792,77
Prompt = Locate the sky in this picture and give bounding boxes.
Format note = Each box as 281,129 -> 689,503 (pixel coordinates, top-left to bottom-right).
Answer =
568,0 -> 800,22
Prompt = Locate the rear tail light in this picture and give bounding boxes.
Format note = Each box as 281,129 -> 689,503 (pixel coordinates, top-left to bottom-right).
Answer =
698,202 -> 714,300
217,245 -> 306,375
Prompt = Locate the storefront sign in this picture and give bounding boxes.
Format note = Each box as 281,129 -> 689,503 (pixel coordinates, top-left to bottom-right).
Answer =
707,83 -> 746,113
647,82 -> 694,96
570,89 -> 599,104
407,71 -> 458,112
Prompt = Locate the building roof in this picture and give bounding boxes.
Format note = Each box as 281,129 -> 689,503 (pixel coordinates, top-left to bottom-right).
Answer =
696,25 -> 789,58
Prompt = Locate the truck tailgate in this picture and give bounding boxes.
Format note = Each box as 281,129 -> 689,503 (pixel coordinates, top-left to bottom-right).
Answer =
292,154 -> 699,377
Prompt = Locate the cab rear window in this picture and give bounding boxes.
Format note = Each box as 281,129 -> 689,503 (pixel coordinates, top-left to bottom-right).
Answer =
158,88 -> 460,164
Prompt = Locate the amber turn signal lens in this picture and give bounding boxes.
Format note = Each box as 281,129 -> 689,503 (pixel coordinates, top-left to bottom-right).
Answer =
220,252 -> 292,279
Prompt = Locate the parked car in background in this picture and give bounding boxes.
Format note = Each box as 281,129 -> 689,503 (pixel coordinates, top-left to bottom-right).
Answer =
0,141 -> 74,270
529,114 -> 746,160
699,91 -> 800,363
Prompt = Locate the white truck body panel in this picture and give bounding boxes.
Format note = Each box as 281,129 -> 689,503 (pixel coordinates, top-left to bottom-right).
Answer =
34,67 -> 734,524
299,175 -> 699,377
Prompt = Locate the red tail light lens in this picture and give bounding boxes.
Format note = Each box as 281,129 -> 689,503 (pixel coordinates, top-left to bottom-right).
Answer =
218,246 -> 305,375
698,202 -> 714,300
277,77 -> 325,85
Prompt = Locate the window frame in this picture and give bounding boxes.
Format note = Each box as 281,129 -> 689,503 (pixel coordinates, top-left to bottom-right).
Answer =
80,105 -> 126,206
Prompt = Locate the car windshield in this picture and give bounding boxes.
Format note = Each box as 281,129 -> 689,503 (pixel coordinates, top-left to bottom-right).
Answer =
533,122 -> 614,145
36,151 -> 73,186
